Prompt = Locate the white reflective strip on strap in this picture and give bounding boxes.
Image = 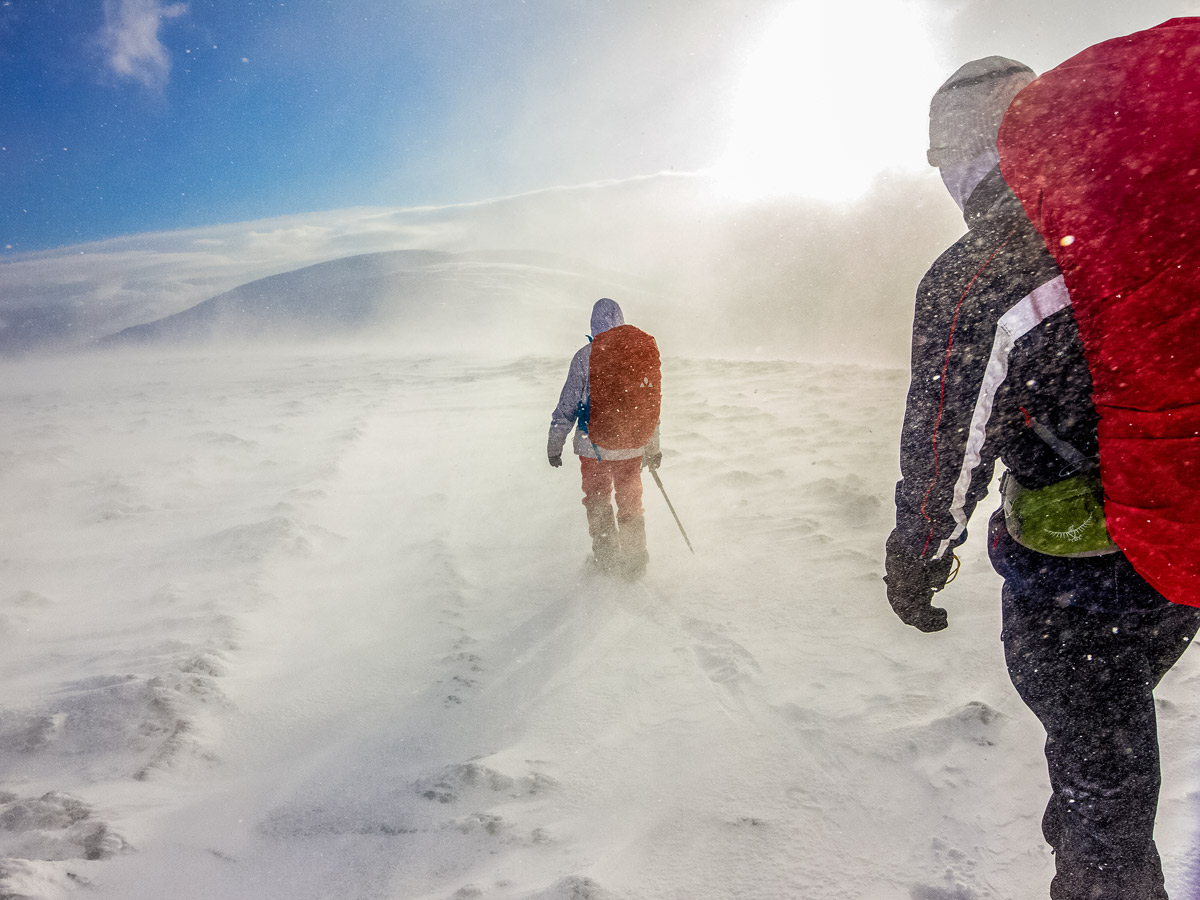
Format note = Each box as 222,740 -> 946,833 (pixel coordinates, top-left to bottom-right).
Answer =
933,275 -> 1071,559
1002,274 -> 1072,341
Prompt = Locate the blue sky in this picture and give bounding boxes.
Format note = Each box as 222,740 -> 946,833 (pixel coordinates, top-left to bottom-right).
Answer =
2,1 -> 535,250
3,0 -> 1194,254
1,0 -> 760,252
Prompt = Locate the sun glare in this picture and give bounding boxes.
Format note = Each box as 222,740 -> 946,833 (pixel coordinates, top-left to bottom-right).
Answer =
714,1 -> 943,204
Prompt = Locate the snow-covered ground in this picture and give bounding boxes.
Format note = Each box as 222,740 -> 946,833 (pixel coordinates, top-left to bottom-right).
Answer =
1,346 -> 1198,899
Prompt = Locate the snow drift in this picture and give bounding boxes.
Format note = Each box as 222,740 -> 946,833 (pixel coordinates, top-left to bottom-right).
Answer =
0,344 -> 1198,900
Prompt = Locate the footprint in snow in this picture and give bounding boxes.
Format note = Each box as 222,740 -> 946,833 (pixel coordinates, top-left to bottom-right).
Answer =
443,650 -> 484,672
452,813 -> 509,837
921,701 -> 1005,750
909,836 -> 989,900
523,876 -> 621,900
681,617 -> 760,685
415,761 -> 557,805
910,882 -> 979,900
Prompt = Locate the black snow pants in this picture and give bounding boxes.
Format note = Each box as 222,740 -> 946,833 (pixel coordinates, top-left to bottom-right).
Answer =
988,512 -> 1200,900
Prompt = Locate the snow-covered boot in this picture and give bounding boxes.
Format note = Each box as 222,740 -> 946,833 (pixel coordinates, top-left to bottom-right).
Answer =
617,517 -> 648,581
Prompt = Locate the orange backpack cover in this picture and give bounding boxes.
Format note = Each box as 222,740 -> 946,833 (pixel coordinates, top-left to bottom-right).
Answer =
587,324 -> 661,450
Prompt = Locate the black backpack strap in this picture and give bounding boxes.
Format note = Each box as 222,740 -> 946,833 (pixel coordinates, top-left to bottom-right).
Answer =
1027,415 -> 1096,476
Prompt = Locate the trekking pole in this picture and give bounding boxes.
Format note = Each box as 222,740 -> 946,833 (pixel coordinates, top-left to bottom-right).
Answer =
650,468 -> 695,554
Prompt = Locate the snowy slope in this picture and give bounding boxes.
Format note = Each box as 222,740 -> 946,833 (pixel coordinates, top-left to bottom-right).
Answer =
1,346 -> 1198,900
96,250 -> 654,356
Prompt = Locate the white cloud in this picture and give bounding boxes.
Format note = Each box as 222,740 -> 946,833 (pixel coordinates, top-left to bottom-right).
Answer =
0,171 -> 964,361
100,0 -> 188,90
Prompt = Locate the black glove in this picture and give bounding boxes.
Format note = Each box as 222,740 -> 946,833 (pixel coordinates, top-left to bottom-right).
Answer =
884,530 -> 954,633
643,451 -> 662,471
548,454 -> 563,468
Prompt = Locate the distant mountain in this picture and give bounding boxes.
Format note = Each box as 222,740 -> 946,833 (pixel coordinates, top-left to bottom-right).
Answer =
4,169 -> 957,361
97,249 -> 654,354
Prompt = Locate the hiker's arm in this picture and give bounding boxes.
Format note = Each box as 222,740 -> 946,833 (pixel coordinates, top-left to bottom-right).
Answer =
885,271 -> 1003,632
548,348 -> 588,459
892,275 -> 1004,564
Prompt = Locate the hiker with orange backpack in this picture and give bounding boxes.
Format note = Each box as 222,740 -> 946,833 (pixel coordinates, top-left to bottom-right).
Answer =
548,298 -> 662,580
886,34 -> 1200,899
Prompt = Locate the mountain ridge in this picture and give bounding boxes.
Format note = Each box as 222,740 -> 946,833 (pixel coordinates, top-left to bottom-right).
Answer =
97,248 -> 657,354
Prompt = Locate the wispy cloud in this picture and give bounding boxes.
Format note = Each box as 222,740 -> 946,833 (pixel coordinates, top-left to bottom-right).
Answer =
100,0 -> 187,90
0,171 -> 962,361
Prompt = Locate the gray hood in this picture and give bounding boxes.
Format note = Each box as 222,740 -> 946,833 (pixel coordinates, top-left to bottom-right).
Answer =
590,298 -> 625,337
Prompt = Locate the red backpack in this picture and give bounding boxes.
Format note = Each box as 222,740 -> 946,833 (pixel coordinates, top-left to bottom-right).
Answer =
587,325 -> 661,450
998,18 -> 1200,607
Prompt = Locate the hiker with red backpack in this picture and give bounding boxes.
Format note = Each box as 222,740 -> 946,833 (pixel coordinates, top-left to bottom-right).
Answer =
886,29 -> 1200,899
548,298 -> 662,580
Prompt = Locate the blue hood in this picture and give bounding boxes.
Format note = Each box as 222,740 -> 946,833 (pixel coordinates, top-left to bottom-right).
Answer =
590,298 -> 624,338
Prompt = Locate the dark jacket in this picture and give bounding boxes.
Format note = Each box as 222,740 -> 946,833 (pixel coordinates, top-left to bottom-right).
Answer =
890,166 -> 1099,567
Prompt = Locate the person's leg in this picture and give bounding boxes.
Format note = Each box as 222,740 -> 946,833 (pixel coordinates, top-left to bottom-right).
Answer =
610,457 -> 647,579
580,456 -> 618,570
992,514 -> 1200,899
1144,604 -> 1200,687
1003,597 -> 1166,899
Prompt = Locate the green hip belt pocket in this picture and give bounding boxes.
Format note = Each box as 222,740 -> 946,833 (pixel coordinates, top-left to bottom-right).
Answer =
1001,470 -> 1121,558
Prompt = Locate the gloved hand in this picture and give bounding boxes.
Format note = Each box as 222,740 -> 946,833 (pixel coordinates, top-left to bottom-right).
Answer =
643,451 -> 662,471
884,530 -> 955,633
548,454 -> 563,468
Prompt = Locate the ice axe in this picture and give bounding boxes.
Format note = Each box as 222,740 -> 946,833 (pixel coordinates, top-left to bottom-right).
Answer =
650,468 -> 694,554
